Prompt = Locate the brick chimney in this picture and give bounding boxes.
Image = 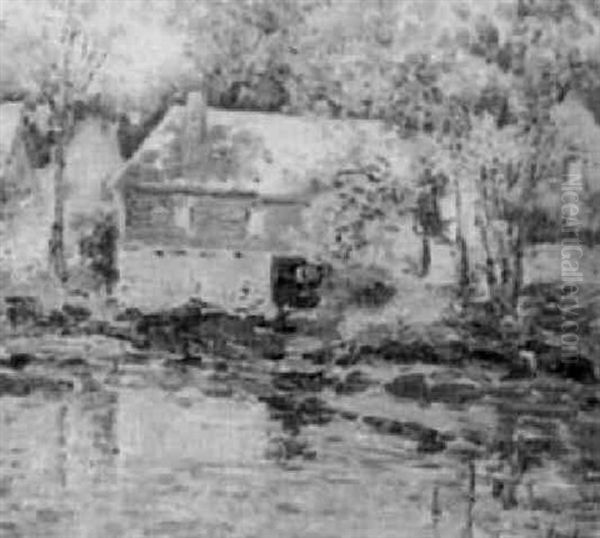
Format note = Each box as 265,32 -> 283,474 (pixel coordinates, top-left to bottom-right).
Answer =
182,91 -> 207,173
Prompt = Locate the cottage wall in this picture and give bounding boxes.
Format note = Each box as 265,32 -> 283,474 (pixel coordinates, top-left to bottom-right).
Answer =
118,246 -> 274,314
122,188 -> 303,250
118,187 -> 305,312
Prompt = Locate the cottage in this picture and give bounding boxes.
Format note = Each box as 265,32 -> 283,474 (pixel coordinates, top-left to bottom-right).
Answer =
110,92 -> 470,313
111,94 -> 321,312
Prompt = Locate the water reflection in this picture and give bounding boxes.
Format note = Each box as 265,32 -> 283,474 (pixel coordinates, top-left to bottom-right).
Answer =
1,361 -> 594,538
56,404 -> 67,488
0,374 -> 274,538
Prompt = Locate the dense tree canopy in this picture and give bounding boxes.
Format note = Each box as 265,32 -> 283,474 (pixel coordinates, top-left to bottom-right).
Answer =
2,0 -> 598,122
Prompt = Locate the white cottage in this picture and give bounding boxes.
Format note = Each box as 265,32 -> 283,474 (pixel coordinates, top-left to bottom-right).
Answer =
110,93 -> 475,312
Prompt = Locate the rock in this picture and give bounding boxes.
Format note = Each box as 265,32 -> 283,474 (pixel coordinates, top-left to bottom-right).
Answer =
428,381 -> 482,404
498,402 -> 576,420
460,426 -> 488,447
56,357 -> 89,369
385,373 -> 428,400
259,393 -> 295,413
263,395 -> 336,433
376,340 -> 440,363
46,309 -> 70,327
529,380 -> 574,405
576,419 -> 600,464
503,350 -> 538,380
436,339 -> 470,363
0,373 -> 31,396
487,383 -> 530,400
447,439 -> 485,459
4,296 -> 42,328
334,370 -> 372,394
556,354 -> 598,384
470,347 -> 510,363
265,435 -> 315,461
213,360 -> 227,372
164,355 -> 205,370
296,396 -> 336,426
114,307 -> 143,322
103,321 -> 134,341
362,416 -> 446,453
208,370 -> 231,383
61,303 -> 92,322
0,373 -> 73,397
334,350 -> 360,367
302,347 -> 333,365
80,320 -> 111,335
578,388 -> 600,411
338,410 -> 359,421
272,370 -> 331,392
278,411 -> 302,434
417,428 -> 447,454
6,353 -> 36,370
259,340 -> 286,361
363,416 -> 407,436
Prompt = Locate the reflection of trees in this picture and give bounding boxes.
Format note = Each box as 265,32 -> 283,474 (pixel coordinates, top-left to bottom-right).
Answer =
56,404 -> 68,488
85,390 -> 119,486
56,386 -> 120,491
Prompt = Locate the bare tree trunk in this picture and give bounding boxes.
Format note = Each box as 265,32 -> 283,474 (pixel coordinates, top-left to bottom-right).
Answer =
477,167 -> 500,307
480,226 -> 497,299
512,159 -> 537,312
464,459 -> 476,538
497,224 -> 513,316
455,179 -> 470,306
500,221 -> 512,287
49,0 -> 74,283
49,141 -> 67,281
512,221 -> 525,311
421,234 -> 431,277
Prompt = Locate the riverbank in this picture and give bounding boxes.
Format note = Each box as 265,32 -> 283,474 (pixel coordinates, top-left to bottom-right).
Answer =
1,292 -> 599,537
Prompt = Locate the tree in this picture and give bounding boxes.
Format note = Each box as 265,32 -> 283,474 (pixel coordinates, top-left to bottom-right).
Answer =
397,0 -> 600,311
49,0 -> 108,280
294,0 -> 599,313
463,0 -> 599,310
1,0 -> 111,280
1,0 -> 192,282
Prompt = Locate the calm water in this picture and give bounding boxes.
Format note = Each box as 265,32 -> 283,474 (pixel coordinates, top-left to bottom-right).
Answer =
0,349 -> 596,538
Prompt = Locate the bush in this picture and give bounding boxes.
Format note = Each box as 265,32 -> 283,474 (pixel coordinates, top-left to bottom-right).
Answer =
78,213 -> 119,293
322,264 -> 396,310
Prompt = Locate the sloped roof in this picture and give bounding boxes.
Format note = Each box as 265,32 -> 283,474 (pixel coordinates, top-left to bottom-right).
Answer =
114,103 -> 416,198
